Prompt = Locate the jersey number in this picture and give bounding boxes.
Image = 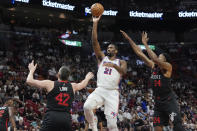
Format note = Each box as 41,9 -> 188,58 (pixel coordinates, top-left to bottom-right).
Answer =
153,117 -> 160,124
55,93 -> 70,106
154,80 -> 161,87
104,67 -> 112,75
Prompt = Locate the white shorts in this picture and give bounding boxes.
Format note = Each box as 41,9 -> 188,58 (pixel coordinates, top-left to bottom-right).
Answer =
87,87 -> 119,118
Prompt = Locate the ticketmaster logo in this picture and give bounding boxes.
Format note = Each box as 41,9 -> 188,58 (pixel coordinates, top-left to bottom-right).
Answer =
179,11 -> 197,17
15,0 -> 29,3
85,7 -> 118,16
42,0 -> 75,11
129,11 -> 163,18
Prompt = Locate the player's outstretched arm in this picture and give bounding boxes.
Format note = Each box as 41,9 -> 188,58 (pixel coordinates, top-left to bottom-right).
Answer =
120,30 -> 154,68
142,32 -> 172,72
142,32 -> 158,61
26,60 -> 54,92
71,72 -> 94,93
92,16 -> 105,63
120,30 -> 142,53
8,107 -> 17,131
120,60 -> 127,75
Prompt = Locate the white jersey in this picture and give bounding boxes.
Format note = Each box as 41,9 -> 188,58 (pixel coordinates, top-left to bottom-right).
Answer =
97,56 -> 121,89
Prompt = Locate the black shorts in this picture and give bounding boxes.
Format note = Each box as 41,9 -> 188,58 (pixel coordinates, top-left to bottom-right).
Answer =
0,124 -> 7,131
153,97 -> 182,127
40,111 -> 72,131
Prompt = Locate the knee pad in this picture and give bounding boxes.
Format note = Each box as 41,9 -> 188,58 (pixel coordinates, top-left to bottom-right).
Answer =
106,115 -> 118,130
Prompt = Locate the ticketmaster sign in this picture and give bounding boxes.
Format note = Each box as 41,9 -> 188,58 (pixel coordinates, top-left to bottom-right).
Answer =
42,0 -> 75,11
14,0 -> 29,3
178,11 -> 197,17
85,7 -> 118,16
129,11 -> 163,18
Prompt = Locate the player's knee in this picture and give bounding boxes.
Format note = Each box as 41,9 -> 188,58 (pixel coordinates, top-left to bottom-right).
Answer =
107,121 -> 117,130
107,121 -> 118,131
172,115 -> 185,131
173,122 -> 185,131
106,116 -> 117,130
83,102 -> 91,111
83,100 -> 94,111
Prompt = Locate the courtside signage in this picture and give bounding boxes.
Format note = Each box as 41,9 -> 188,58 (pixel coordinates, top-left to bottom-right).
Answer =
129,11 -> 163,18
85,7 -> 118,16
42,0 -> 75,11
59,39 -> 82,47
139,45 -> 155,50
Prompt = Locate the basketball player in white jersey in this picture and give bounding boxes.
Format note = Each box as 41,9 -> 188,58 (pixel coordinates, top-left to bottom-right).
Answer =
83,16 -> 127,131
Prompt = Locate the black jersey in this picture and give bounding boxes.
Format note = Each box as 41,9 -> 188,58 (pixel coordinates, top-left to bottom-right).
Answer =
0,106 -> 9,128
150,66 -> 173,101
46,81 -> 74,112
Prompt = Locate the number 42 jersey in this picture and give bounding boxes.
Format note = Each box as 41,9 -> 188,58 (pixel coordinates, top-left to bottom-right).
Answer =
97,56 -> 121,90
46,81 -> 74,112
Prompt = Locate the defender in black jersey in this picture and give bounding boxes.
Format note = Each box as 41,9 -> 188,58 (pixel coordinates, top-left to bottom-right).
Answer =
121,31 -> 185,131
26,60 -> 94,131
0,99 -> 17,131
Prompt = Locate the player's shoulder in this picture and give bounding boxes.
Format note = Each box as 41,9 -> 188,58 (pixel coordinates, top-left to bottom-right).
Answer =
45,80 -> 55,87
119,59 -> 127,64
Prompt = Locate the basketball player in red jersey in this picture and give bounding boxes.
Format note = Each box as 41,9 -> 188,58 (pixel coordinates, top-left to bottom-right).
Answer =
26,60 -> 94,131
0,99 -> 18,131
121,30 -> 186,131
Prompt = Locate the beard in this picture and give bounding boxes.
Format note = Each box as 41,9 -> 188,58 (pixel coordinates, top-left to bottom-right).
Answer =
107,52 -> 113,57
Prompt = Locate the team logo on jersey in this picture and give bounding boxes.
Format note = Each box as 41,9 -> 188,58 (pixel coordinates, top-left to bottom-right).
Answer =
169,112 -> 177,122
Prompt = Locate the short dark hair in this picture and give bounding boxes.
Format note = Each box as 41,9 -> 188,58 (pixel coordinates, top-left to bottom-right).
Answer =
109,43 -> 118,51
59,66 -> 70,80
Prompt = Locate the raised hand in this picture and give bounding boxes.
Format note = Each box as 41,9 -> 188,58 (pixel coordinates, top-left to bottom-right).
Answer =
28,60 -> 37,73
142,31 -> 149,45
85,72 -> 94,80
120,30 -> 131,40
92,15 -> 101,23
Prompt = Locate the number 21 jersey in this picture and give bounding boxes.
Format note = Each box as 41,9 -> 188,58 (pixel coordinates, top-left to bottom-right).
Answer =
97,56 -> 121,90
46,81 -> 74,112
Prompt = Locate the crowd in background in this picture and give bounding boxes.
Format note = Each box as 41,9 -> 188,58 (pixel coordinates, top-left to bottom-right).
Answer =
0,23 -> 197,131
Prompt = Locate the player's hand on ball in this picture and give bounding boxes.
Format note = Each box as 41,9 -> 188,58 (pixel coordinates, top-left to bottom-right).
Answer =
92,15 -> 101,23
142,31 -> 149,45
103,63 -> 114,68
85,72 -> 94,80
120,30 -> 130,40
28,60 -> 37,72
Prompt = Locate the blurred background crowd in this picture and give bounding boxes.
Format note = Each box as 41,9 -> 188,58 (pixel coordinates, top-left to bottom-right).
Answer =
0,0 -> 197,130
0,21 -> 196,131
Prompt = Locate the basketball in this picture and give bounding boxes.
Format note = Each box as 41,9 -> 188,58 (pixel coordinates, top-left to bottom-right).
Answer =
91,3 -> 104,17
